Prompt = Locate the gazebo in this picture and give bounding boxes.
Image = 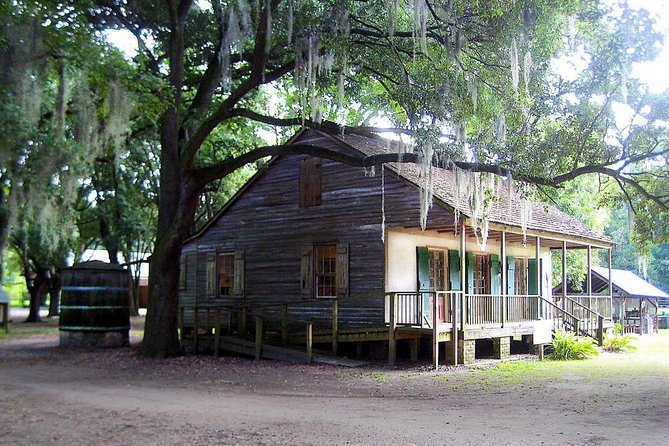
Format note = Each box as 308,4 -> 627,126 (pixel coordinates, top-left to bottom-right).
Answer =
590,267 -> 668,334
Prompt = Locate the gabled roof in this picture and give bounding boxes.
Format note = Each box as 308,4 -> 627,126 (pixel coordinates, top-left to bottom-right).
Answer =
591,266 -> 669,299
330,132 -> 612,245
187,128 -> 612,246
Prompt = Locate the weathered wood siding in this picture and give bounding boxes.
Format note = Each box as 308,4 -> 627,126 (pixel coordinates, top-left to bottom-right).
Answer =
179,129 -> 455,330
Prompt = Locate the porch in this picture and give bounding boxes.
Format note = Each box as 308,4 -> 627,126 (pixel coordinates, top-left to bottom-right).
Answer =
386,289 -> 613,367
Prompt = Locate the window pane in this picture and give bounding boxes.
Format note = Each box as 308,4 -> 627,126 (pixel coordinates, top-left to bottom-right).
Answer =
218,254 -> 235,296
315,245 -> 337,297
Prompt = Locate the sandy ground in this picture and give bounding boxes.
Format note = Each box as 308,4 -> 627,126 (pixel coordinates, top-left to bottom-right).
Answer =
0,319 -> 667,445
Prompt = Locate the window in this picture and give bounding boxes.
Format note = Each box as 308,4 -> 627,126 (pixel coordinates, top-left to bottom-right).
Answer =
299,157 -> 322,207
301,243 -> 348,298
473,254 -> 491,294
515,258 -> 528,295
205,251 -> 244,298
218,253 -> 235,296
315,245 -> 337,298
428,249 -> 448,291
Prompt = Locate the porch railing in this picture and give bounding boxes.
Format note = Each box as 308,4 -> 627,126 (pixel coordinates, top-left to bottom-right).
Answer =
385,292 -> 541,329
466,294 -> 539,326
556,294 -> 612,320
384,291 -> 459,328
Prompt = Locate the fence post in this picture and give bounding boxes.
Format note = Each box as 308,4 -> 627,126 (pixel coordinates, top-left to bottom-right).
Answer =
388,293 -> 396,366
574,319 -> 580,337
255,315 -> 263,360
306,323 -> 313,364
332,299 -> 339,356
597,314 -> 604,346
240,305 -> 247,335
281,303 -> 289,347
178,306 -> 184,342
193,306 -> 199,353
214,307 -> 221,357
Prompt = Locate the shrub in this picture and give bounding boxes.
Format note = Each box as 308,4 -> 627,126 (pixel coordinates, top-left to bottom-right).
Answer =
603,325 -> 637,353
549,331 -> 600,360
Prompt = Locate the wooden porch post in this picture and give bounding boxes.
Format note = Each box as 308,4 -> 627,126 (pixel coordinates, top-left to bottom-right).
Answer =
587,245 -> 592,311
501,231 -> 507,328
460,220 -> 467,331
388,293 -> 396,366
536,236 -> 542,319
562,241 -> 567,311
452,219 -> 466,366
608,248 -> 613,319
432,290 -> 439,369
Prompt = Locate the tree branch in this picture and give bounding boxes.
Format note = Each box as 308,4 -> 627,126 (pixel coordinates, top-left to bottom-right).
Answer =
190,138 -> 669,210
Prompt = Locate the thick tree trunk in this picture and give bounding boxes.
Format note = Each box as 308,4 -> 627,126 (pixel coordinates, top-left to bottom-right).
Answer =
0,187 -> 13,283
47,273 -> 60,317
141,1 -> 197,358
26,272 -> 48,323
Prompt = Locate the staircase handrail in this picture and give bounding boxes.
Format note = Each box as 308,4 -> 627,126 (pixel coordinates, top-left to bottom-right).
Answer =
539,297 -> 579,321
560,295 -> 602,319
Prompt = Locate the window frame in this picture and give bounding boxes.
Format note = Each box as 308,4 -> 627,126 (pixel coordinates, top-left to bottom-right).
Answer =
314,244 -> 337,299
217,252 -> 235,298
472,253 -> 491,295
427,247 -> 449,292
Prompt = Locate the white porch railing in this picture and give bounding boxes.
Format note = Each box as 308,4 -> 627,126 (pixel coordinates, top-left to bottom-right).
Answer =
555,294 -> 612,319
385,292 -> 541,329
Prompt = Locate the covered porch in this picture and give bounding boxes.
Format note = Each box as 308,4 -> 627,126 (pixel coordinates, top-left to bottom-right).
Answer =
385,219 -> 615,367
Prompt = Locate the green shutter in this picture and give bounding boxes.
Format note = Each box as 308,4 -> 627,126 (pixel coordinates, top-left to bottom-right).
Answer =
416,247 -> 430,292
491,254 -> 501,294
448,250 -> 460,291
416,247 -> 430,321
506,256 -> 516,295
528,258 -> 538,295
466,252 -> 475,294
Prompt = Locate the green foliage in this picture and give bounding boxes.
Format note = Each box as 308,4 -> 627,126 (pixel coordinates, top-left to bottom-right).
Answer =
603,324 -> 637,353
600,207 -> 669,294
549,331 -> 600,361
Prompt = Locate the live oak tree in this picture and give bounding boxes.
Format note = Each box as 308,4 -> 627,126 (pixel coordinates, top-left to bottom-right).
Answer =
0,2 -> 141,319
61,0 -> 669,357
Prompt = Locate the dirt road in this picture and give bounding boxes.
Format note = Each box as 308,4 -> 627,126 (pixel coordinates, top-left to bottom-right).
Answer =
1,330 -> 667,445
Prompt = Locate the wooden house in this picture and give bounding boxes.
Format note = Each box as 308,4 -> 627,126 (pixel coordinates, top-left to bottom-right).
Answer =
179,129 -> 615,366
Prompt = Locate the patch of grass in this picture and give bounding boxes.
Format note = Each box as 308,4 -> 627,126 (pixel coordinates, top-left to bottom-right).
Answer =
369,371 -> 388,384
0,320 -> 59,340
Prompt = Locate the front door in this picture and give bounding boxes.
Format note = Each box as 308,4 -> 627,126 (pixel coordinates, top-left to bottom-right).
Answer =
417,247 -> 449,324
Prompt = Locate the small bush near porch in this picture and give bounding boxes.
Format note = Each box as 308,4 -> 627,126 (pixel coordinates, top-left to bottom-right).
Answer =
548,331 -> 600,360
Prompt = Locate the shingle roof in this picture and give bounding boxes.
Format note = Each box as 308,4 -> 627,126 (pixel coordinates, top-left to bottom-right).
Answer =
332,132 -> 613,245
591,267 -> 669,299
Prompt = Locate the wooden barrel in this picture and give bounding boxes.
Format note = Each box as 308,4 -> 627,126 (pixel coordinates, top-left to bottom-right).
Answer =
59,261 -> 130,347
